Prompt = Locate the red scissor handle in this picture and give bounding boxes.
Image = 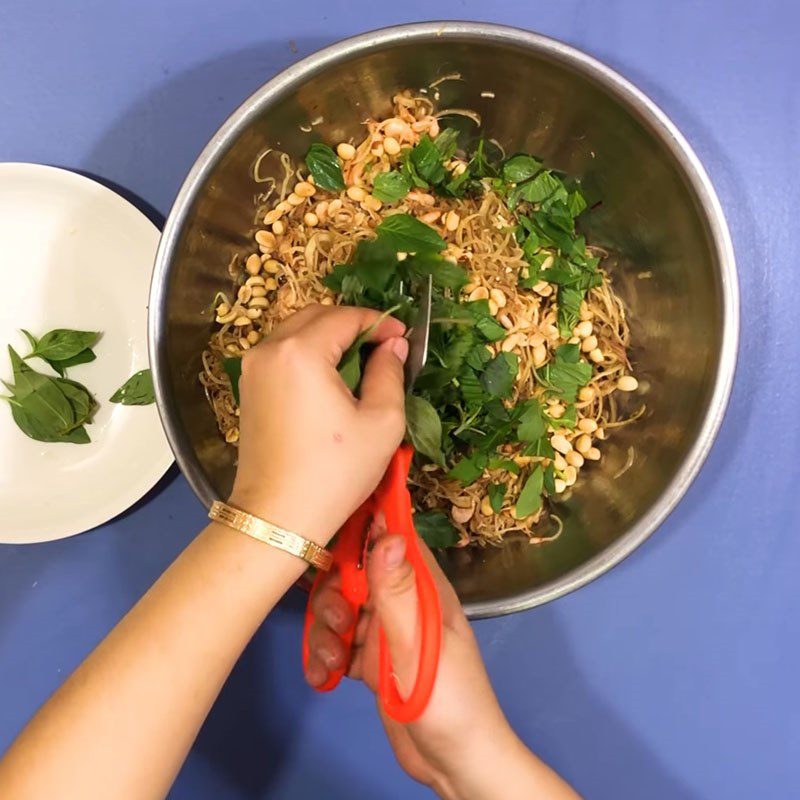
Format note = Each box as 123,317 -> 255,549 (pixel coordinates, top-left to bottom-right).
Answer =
374,444 -> 443,722
302,502 -> 370,693
301,444 -> 442,723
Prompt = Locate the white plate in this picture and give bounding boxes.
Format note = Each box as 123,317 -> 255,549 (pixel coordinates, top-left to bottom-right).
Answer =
0,164 -> 173,544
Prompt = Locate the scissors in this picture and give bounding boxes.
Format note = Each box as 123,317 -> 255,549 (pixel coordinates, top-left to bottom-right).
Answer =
302,276 -> 442,723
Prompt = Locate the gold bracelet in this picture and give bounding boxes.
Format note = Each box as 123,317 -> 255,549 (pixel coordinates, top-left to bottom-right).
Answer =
209,500 -> 333,571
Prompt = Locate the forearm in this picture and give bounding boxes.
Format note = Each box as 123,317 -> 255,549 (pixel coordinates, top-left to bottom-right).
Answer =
433,727 -> 580,800
0,521 -> 307,800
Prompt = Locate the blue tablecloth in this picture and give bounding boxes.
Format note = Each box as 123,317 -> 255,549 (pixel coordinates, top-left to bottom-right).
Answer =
1,2 -> 798,797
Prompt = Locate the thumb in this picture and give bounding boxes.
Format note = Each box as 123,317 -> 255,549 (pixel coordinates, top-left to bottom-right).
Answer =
368,521 -> 420,693
359,336 -> 408,418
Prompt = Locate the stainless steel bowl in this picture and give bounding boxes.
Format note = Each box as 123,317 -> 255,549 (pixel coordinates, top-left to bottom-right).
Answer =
149,22 -> 738,618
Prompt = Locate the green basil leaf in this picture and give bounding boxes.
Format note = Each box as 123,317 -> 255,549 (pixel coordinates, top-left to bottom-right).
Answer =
480,352 -> 518,398
557,285 -> 583,337
508,171 -> 566,209
376,214 -> 446,253
443,166 -> 472,197
541,359 -> 593,402
469,139 -> 500,179
8,346 -> 75,432
348,237 -> 399,291
466,300 -> 506,342
372,170 -> 412,203
432,128 -> 460,160
465,343 -> 492,371
405,395 -> 444,466
543,464 -> 557,494
410,135 -> 448,184
488,482 -> 507,513
47,348 -> 97,376
8,399 -> 90,443
304,143 -> 345,191
486,456 -> 521,475
567,189 -> 588,217
515,466 -> 544,519
54,378 -> 96,427
502,154 -> 543,183
556,343 -> 581,364
222,357 -> 242,404
457,369 -> 486,407
110,368 -> 155,405
517,400 -> 545,442
447,453 -> 486,484
413,511 -> 459,548
404,252 -> 467,293
26,329 -> 100,362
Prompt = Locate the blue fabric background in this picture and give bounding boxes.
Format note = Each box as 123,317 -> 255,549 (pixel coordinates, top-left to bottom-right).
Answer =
1,2 -> 798,797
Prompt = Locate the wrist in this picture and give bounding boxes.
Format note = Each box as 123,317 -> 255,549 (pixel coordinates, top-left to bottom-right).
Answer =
431,724 -> 547,800
227,486 -> 336,547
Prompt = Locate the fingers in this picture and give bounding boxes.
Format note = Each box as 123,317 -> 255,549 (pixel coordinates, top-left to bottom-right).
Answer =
273,305 -> 406,366
305,623 -> 347,687
310,582 -> 353,635
359,337 -> 408,428
367,524 -> 420,694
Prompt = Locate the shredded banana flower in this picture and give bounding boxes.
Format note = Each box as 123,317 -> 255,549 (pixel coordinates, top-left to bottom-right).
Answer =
200,90 -> 641,547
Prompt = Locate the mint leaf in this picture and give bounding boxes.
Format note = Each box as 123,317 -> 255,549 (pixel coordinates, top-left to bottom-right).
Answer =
517,400 -> 545,442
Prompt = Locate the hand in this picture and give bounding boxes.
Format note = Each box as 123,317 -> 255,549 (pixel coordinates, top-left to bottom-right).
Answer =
229,305 -> 409,545
304,518 -> 579,800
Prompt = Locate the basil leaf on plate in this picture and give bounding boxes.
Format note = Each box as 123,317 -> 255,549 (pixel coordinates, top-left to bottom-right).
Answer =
304,143 -> 345,191
110,368 -> 155,405
24,328 -> 100,362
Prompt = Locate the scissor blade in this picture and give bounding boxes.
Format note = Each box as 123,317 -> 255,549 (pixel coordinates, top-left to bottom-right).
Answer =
404,275 -> 432,392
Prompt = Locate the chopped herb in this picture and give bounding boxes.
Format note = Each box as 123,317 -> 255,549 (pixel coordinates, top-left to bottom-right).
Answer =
222,357 -> 242,403
376,214 -> 446,253
502,154 -> 542,183
515,466 -> 544,519
414,511 -> 459,548
405,395 -> 445,466
488,482 -> 507,513
304,143 -> 345,191
480,352 -> 518,398
372,170 -> 412,203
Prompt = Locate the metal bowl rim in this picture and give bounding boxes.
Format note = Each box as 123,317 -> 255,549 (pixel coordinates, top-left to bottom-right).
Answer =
148,21 -> 740,619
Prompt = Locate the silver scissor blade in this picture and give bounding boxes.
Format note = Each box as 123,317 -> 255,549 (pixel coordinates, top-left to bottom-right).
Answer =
404,275 -> 432,392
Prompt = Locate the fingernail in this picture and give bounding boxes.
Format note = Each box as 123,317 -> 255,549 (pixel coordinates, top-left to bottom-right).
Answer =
390,336 -> 409,364
318,647 -> 338,668
383,537 -> 406,570
323,607 -> 342,631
